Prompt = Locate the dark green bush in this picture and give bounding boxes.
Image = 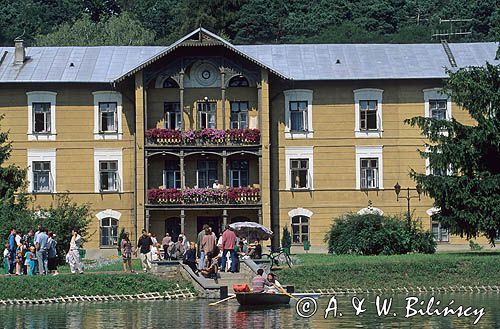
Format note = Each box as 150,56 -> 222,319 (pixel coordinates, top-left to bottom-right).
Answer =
324,213 -> 436,255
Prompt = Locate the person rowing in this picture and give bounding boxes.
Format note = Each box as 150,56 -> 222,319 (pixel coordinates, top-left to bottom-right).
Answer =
264,272 -> 282,294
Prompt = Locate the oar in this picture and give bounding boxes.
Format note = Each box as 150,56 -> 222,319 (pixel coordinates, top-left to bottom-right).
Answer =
275,285 -> 299,302
209,294 -> 236,306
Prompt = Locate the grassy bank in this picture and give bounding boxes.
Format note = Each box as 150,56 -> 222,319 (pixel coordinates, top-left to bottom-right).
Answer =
0,273 -> 193,300
279,252 -> 500,291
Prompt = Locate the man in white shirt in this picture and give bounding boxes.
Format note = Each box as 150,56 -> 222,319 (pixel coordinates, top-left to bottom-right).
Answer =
212,180 -> 221,189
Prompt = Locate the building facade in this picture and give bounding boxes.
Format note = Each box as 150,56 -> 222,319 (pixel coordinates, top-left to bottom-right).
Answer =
0,29 -> 498,255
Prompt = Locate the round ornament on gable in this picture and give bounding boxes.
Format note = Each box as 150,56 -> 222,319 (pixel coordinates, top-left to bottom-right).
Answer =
193,62 -> 218,87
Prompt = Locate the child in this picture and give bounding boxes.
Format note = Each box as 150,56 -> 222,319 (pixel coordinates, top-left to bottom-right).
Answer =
25,246 -> 37,276
15,242 -> 25,275
2,244 -> 9,275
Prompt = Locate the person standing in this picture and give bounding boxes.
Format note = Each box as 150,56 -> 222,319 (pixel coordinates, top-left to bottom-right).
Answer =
3,243 -> 10,274
161,233 -> 172,260
25,246 -> 37,276
221,225 -> 237,273
68,229 -> 84,274
136,229 -> 153,272
47,232 -> 59,275
35,228 -> 49,275
8,229 -> 16,274
201,226 -> 216,267
120,232 -> 134,273
197,224 -> 208,270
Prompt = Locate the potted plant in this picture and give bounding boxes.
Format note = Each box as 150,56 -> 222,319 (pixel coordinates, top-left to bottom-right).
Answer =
281,226 -> 292,255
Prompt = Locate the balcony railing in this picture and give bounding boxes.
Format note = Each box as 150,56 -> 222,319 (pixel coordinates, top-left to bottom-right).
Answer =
145,128 -> 260,146
147,187 -> 261,205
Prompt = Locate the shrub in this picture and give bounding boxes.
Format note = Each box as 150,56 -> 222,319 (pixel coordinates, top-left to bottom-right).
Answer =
281,226 -> 292,249
324,213 -> 436,255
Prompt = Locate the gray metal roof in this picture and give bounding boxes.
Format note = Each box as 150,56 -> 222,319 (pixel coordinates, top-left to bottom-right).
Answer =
236,42 -> 499,80
0,46 -> 164,83
0,28 -> 498,83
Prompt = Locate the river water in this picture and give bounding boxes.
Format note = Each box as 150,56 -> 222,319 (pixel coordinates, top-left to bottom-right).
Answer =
0,293 -> 498,328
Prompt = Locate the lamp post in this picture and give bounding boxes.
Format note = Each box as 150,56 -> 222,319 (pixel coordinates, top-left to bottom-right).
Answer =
394,182 -> 423,228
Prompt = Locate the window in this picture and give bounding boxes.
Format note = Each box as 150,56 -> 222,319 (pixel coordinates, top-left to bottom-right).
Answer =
197,102 -> 216,129
356,146 -> 383,190
163,77 -> 179,88
289,101 -> 308,132
353,89 -> 383,138
359,100 -> 378,130
432,222 -> 449,242
93,91 -> 123,140
33,103 -> 51,133
285,147 -> 314,190
423,88 -> 452,120
27,91 -> 57,141
164,102 -> 181,130
197,160 -> 217,188
230,101 -> 248,129
163,160 -> 180,189
291,215 -> 309,244
100,217 -> 119,247
283,90 -> 313,139
99,102 -> 118,133
429,100 -> 447,120
230,160 -> 249,187
27,149 -> 56,193
94,149 -> 123,193
32,161 -> 51,193
291,159 -> 309,189
228,76 -> 249,87
360,158 -> 379,189
99,161 -> 119,192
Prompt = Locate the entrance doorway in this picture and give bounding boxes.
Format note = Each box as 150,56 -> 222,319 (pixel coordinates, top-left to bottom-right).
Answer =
197,216 -> 221,237
165,217 -> 181,242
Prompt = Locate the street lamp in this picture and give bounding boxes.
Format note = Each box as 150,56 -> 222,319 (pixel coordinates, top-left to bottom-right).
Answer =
394,182 -> 422,228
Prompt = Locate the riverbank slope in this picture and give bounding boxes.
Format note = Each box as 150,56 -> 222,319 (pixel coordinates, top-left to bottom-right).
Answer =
279,252 -> 500,291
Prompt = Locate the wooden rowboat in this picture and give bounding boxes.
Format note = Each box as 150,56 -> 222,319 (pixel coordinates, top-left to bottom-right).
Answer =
235,292 -> 290,306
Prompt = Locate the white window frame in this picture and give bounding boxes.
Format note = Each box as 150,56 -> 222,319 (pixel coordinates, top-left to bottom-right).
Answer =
27,149 -> 56,193
93,91 -> 123,140
354,89 -> 383,138
424,147 -> 453,176
423,88 -> 452,120
94,149 -> 123,193
283,89 -> 313,139
96,209 -> 122,248
285,147 -> 314,190
355,146 -> 383,190
27,91 -> 57,141
288,208 -> 313,245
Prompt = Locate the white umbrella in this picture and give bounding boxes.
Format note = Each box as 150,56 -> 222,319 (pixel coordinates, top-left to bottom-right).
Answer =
229,221 -> 273,241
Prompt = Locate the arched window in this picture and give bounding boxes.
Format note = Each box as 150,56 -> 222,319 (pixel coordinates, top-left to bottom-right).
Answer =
291,216 -> 309,244
100,217 -> 119,247
163,77 -> 179,88
228,75 -> 249,87
288,208 -> 313,244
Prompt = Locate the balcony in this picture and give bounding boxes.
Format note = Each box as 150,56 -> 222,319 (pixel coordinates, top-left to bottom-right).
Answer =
147,187 -> 261,206
145,128 -> 260,147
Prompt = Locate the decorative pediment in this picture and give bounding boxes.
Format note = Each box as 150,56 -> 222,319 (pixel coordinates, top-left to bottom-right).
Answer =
96,209 -> 122,220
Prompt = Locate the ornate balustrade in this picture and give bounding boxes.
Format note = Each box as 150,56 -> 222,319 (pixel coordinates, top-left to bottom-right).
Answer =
145,128 -> 260,146
147,187 -> 261,205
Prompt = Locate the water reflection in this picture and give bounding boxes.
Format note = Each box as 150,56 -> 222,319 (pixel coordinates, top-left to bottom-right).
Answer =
0,293 -> 498,329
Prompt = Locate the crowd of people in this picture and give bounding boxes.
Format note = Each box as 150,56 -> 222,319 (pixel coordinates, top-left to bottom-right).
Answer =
2,225 -> 84,276
127,225 -> 262,279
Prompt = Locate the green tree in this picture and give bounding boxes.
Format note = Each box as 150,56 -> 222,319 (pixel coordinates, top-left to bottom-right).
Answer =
37,194 -> 93,263
0,115 -> 26,201
34,12 -> 155,46
406,64 -> 500,245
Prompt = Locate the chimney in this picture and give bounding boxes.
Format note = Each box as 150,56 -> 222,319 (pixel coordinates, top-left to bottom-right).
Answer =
14,38 -> 25,65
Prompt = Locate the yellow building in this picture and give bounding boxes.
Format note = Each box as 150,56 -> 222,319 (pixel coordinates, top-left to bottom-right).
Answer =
0,29 -> 498,256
